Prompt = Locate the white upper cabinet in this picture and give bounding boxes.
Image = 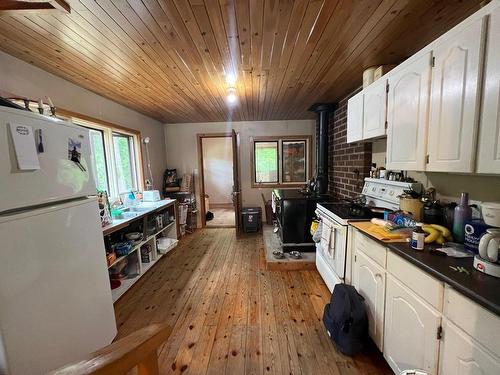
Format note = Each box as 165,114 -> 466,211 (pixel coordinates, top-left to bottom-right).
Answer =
477,5 -> 500,174
439,319 -> 500,375
386,53 -> 432,171
347,91 -> 364,143
363,78 -> 387,140
353,250 -> 386,351
427,17 -> 486,173
384,275 -> 441,375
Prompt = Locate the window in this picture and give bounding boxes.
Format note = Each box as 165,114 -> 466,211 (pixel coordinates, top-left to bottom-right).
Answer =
282,140 -> 306,183
251,136 -> 311,187
254,141 -> 279,184
88,129 -> 109,193
112,133 -> 138,193
73,118 -> 143,198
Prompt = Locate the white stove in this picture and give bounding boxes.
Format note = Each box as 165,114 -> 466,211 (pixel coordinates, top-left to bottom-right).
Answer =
315,178 -> 422,292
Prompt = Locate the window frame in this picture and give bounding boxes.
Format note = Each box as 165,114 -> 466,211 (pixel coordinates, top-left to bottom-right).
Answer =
87,127 -> 110,194
59,110 -> 144,199
250,135 -> 312,188
253,140 -> 279,184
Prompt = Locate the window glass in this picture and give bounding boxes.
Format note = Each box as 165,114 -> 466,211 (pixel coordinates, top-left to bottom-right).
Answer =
88,129 -> 109,193
113,133 -> 137,193
254,141 -> 278,183
282,140 -> 307,183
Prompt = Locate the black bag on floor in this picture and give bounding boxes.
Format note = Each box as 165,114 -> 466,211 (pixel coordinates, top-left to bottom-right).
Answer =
322,284 -> 368,356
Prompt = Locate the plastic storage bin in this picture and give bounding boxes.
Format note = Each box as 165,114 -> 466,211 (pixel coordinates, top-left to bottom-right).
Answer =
242,207 -> 262,233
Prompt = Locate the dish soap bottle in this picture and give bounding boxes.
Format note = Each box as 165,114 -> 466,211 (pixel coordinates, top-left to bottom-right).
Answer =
411,224 -> 426,250
453,192 -> 472,243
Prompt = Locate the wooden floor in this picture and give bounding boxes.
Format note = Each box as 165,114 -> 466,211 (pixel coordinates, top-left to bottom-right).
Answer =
206,207 -> 235,227
114,229 -> 391,375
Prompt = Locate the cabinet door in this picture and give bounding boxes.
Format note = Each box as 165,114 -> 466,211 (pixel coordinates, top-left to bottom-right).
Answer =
352,250 -> 386,351
477,6 -> 500,174
440,319 -> 500,374
384,275 -> 441,375
347,91 -> 364,143
427,17 -> 486,172
386,53 -> 432,171
363,78 -> 387,140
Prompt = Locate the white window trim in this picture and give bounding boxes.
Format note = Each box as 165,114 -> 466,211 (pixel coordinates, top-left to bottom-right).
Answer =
71,117 -> 144,199
251,136 -> 312,188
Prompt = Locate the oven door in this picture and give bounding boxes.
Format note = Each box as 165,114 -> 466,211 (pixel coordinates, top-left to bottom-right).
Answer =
319,215 -> 348,279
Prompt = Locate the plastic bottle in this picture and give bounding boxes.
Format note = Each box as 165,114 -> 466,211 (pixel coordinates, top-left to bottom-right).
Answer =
452,192 -> 472,243
411,224 -> 426,250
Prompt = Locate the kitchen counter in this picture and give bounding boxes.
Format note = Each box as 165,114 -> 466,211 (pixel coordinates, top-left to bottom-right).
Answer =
350,222 -> 500,317
102,199 -> 176,236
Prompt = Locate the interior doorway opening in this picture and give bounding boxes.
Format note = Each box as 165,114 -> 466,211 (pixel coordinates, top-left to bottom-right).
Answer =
198,134 -> 235,228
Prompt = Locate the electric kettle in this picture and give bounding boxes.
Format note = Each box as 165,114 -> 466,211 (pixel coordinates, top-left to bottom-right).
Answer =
474,202 -> 500,278
478,229 -> 500,262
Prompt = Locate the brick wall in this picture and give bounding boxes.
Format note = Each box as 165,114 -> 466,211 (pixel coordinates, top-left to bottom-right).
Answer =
328,89 -> 372,200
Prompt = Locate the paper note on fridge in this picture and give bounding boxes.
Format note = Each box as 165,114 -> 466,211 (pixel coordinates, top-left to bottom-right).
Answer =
9,123 -> 40,170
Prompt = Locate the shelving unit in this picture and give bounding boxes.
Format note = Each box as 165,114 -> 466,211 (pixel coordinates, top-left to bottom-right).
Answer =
103,200 -> 178,302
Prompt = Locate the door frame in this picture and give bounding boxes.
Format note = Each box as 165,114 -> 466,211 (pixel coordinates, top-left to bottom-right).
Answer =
197,132 -> 234,228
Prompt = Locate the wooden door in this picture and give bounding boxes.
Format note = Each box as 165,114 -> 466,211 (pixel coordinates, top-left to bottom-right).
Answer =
386,53 -> 432,171
427,17 -> 486,172
231,130 -> 242,235
384,275 -> 441,375
477,5 -> 500,174
440,319 -> 500,374
347,91 -> 364,143
362,78 -> 387,140
352,250 -> 386,351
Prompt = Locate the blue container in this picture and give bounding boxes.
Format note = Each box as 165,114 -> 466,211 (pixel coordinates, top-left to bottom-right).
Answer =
464,219 -> 491,254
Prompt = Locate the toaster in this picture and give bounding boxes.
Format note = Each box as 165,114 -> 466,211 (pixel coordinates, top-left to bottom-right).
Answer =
142,190 -> 161,202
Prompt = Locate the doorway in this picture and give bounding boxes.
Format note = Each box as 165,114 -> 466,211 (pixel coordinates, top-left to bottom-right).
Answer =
198,133 -> 237,228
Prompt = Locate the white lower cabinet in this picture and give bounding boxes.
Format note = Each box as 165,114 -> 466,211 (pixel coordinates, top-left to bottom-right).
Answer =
352,250 -> 386,351
383,275 -> 441,375
440,319 -> 500,375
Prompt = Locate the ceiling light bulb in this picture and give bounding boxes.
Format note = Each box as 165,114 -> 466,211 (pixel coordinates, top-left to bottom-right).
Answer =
226,73 -> 237,85
227,92 -> 237,104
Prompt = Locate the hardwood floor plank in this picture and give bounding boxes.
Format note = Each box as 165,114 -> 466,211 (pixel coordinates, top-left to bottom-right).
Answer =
114,228 -> 392,375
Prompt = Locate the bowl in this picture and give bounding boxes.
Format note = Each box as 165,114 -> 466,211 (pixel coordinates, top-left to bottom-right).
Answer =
125,232 -> 142,241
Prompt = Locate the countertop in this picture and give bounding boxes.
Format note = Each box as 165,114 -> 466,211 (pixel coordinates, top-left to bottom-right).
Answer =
102,199 -> 176,236
350,223 -> 500,317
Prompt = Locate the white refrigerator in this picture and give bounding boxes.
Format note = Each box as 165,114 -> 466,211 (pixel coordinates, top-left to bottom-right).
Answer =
0,106 -> 117,374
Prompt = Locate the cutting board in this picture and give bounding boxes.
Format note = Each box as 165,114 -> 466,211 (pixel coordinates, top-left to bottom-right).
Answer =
350,221 -> 409,243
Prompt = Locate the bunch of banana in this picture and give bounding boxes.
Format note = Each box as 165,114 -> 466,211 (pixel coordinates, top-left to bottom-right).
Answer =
422,224 -> 453,244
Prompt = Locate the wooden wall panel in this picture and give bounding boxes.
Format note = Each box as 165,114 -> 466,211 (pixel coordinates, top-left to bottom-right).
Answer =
0,0 -> 482,123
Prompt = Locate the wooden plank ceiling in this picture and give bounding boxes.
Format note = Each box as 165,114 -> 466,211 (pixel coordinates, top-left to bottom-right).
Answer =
0,0 -> 482,123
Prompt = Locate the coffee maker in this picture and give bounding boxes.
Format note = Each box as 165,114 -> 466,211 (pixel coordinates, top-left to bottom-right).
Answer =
474,202 -> 500,278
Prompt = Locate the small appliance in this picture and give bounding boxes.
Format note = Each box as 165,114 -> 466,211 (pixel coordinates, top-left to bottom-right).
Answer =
143,189 -> 161,202
474,202 -> 500,278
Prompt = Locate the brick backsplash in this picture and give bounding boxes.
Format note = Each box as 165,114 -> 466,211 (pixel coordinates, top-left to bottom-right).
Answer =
328,89 -> 372,200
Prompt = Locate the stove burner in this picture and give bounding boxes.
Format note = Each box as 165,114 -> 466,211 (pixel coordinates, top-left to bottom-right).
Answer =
318,201 -> 385,221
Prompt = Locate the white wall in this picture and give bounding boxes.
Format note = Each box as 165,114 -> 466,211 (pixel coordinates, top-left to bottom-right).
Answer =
371,139 -> 500,202
0,51 -> 166,191
164,119 -> 316,225
202,137 -> 233,205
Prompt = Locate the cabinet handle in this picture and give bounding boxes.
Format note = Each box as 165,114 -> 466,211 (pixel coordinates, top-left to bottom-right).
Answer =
375,273 -> 382,279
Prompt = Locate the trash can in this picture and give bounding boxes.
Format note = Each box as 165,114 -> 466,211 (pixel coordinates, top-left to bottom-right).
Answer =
242,207 -> 262,233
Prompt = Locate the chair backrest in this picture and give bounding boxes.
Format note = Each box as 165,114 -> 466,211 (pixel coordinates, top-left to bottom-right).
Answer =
48,323 -> 171,375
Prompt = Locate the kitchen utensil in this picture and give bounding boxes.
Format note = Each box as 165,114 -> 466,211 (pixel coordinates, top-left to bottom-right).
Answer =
37,129 -> 44,153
